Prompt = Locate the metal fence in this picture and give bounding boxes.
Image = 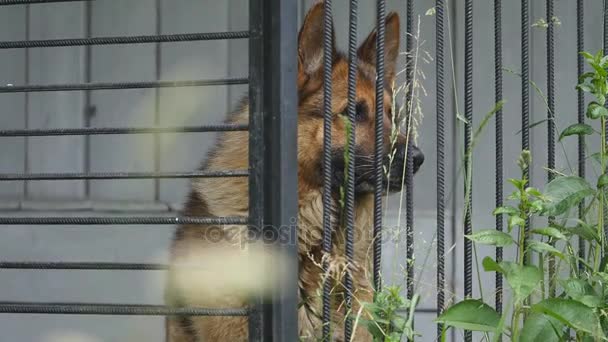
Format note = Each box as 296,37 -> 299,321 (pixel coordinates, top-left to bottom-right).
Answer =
0,0 -> 606,341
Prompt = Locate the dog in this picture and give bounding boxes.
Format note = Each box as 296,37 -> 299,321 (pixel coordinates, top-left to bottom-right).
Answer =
164,2 -> 424,341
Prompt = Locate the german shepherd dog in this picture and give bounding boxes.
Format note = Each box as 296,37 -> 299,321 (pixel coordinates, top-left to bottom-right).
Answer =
164,1 -> 424,341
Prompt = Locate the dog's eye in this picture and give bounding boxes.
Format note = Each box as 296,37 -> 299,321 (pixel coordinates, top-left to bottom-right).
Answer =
338,102 -> 367,122
355,103 -> 367,122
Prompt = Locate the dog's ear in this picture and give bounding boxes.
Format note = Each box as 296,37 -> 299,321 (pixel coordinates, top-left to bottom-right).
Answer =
298,1 -> 336,76
357,12 -> 401,87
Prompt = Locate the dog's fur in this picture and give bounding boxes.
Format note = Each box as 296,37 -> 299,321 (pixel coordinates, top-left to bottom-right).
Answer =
164,2 -> 424,341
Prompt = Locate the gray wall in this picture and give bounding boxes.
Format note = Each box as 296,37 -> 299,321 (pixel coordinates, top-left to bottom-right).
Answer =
0,0 -> 604,341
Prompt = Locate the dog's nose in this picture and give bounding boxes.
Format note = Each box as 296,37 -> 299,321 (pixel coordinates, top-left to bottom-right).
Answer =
412,147 -> 424,173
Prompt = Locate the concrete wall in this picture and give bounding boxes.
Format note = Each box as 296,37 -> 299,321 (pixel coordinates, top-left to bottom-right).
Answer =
0,0 -> 603,341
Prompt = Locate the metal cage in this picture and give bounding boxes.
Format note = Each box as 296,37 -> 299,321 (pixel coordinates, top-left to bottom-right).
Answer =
0,0 -> 606,341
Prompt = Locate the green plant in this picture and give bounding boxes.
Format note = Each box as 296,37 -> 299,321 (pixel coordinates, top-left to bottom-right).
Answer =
436,50 -> 608,342
357,285 -> 420,342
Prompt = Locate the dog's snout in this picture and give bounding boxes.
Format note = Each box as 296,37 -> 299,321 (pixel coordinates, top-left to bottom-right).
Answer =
391,144 -> 424,174
412,147 -> 424,173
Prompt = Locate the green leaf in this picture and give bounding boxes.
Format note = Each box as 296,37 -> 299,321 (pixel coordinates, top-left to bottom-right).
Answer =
435,299 -> 501,333
507,190 -> 521,201
539,176 -> 595,217
482,256 -> 504,273
493,206 -> 519,216
587,102 -> 608,120
598,93 -> 607,106
590,152 -> 608,166
598,173 -> 608,189
530,200 -> 545,213
594,50 -> 603,62
515,119 -> 551,135
530,227 -> 567,241
508,178 -> 526,190
559,123 -> 594,141
525,187 -> 544,198
580,51 -> 595,61
593,272 -> 608,283
465,230 -> 514,247
500,261 -> 542,302
559,278 -> 601,308
576,83 -> 593,93
357,318 -> 385,338
590,62 -> 608,78
528,241 -> 566,260
520,313 -> 564,342
566,221 -> 600,242
508,216 -> 526,230
531,298 -> 602,336
578,72 -> 595,83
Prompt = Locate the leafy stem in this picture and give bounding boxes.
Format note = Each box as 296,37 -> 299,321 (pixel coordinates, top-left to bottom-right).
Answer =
438,50 -> 608,341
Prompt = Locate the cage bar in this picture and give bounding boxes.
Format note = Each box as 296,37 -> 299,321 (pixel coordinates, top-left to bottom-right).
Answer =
435,0 -> 446,338
321,0 -> 334,340
247,0 -> 299,340
0,262 -> 257,270
373,0 -> 386,294
546,0 -> 557,297
343,0 -> 358,340
0,78 -> 248,93
0,216 -> 248,225
153,0 -> 162,202
463,0 -> 473,340
248,0 -> 265,338
0,125 -> 248,137
0,0 -> 90,5
0,262 -> 169,270
405,0 -> 415,319
521,0 -> 531,266
0,303 -> 248,316
0,32 -> 249,49
577,0 -> 585,271
493,0 -> 504,328
603,0 -> 608,246
0,170 -> 248,181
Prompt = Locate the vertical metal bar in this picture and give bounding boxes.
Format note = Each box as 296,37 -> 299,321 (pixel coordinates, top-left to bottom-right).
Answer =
605,0 -> 608,74
577,0 -> 585,272
264,1 -> 299,340
521,0 -> 531,266
464,0 -> 473,340
251,0 -> 299,340
83,1 -> 93,198
344,0 -> 357,340
601,0 -> 608,246
405,0 -> 415,312
547,0 -> 557,296
494,0 -> 504,331
23,4 -> 30,197
322,0 -> 334,340
248,0 -> 265,338
153,0 -> 162,201
435,0 -> 446,338
546,3 -> 555,182
374,0 -> 386,294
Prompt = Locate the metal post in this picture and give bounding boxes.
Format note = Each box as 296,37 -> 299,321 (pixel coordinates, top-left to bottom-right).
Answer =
249,0 -> 299,341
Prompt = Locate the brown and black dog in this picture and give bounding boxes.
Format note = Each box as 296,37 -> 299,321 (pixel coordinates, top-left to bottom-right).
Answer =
164,1 -> 424,341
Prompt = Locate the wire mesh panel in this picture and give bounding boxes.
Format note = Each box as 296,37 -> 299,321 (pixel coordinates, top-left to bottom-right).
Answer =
0,0 -> 299,341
